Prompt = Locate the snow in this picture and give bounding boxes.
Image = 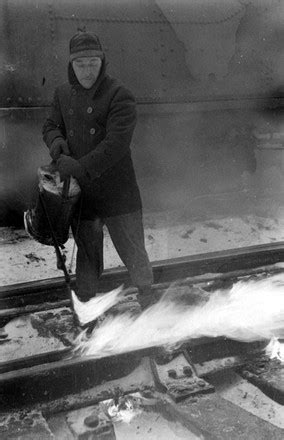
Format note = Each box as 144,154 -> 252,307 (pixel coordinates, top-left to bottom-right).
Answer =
0,208 -> 283,286
0,200 -> 283,429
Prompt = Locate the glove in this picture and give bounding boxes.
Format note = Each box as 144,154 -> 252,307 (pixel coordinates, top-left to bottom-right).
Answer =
56,155 -> 89,188
49,138 -> 70,161
57,155 -> 101,197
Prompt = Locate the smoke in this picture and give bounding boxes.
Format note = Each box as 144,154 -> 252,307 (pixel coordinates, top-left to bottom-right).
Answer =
73,273 -> 284,359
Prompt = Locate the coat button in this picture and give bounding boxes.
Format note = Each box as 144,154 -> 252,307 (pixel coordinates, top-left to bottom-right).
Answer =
87,107 -> 93,114
90,128 -> 96,135
69,109 -> 74,115
69,129 -> 74,136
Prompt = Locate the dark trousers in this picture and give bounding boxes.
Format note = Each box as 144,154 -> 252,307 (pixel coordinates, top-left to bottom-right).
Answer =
71,210 -> 153,301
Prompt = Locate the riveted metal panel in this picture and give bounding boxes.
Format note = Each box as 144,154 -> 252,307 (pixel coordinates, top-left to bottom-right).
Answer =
0,0 -> 282,107
49,0 -> 193,103
0,0 -> 55,107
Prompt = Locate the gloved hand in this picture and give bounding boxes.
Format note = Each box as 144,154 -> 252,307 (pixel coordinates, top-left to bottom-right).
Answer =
56,155 -> 85,182
49,138 -> 70,161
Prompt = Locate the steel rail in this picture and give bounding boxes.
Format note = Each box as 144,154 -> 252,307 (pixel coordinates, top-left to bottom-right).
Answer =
1,242 -> 284,312
0,243 -> 283,412
0,338 -> 265,411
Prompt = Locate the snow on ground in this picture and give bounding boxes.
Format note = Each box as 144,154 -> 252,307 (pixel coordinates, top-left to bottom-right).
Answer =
0,200 -> 284,429
0,206 -> 283,286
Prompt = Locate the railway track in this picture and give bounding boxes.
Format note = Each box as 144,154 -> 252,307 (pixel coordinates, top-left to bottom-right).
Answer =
0,242 -> 284,439
1,241 -> 284,314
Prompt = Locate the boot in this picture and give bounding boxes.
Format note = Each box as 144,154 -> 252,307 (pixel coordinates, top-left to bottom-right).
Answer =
137,285 -> 155,311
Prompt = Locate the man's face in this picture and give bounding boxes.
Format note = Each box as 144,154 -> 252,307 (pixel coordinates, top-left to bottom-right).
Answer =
72,57 -> 102,89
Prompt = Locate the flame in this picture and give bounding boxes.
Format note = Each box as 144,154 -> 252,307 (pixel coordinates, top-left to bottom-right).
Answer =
74,273 -> 284,358
265,336 -> 284,362
72,286 -> 124,326
102,394 -> 142,423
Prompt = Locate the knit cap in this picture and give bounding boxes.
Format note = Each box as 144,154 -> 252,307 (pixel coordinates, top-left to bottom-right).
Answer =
69,31 -> 104,61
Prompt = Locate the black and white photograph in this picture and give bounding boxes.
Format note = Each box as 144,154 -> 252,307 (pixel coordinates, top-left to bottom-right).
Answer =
0,0 -> 283,438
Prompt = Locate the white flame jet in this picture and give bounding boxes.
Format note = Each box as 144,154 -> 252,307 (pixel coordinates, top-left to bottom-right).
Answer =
73,273 -> 284,360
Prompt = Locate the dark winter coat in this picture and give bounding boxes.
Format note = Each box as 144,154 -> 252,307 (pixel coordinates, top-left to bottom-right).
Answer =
42,60 -> 142,219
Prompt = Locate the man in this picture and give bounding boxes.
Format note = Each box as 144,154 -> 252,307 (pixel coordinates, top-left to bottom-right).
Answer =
42,30 -> 153,312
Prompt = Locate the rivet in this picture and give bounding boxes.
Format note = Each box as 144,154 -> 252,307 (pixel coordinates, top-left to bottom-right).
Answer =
141,390 -> 154,398
87,107 -> 93,114
168,369 -> 177,379
197,380 -> 206,388
84,414 -> 99,428
183,366 -> 193,377
90,128 -> 96,135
